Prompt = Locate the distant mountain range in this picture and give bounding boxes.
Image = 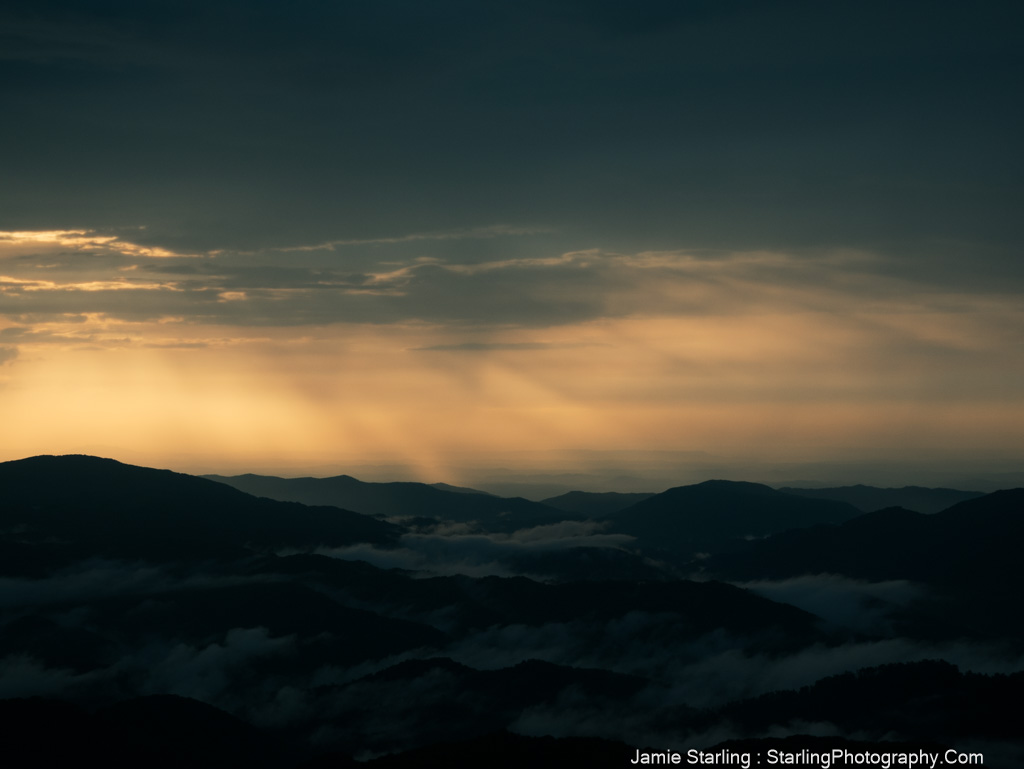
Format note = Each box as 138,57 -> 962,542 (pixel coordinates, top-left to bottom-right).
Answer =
204,471 -> 564,530
709,489 -> 1024,642
539,491 -> 655,515
606,480 -> 861,556
252,552 -> 820,642
709,659 -> 1023,743
4,454 -> 1023,767
777,484 -> 984,514
710,489 -> 1024,589
300,657 -> 648,754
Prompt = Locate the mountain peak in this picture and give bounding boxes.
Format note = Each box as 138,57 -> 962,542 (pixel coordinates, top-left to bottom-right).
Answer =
610,479 -> 861,556
690,479 -> 777,492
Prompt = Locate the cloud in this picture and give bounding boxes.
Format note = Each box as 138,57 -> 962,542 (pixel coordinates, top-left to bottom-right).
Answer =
281,224 -> 551,252
654,638 -> 1024,711
0,322 -> 199,353
0,346 -> 17,365
442,609 -> 1024,711
2,239 -> 1022,355
0,560 -> 273,610
141,341 -> 210,349
2,0 -> 1021,275
1,2 -> 1022,473
2,240 -> 1020,472
1,326 -> 86,343
413,342 -> 604,352
139,627 -> 295,702
0,654 -> 99,699
734,575 -> 924,633
2,555 -> 1022,754
315,521 -> 637,578
0,229 -> 189,259
0,624 -> 296,706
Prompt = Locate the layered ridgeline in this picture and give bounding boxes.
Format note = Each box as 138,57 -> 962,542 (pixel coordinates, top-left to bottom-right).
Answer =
776,485 -> 984,514
0,455 -> 820,765
708,489 -> 1024,642
709,489 -> 1024,587
0,455 -> 398,572
3,455 -> 1023,767
204,471 -> 565,531
606,480 -> 861,556
539,491 -> 656,516
204,473 -> 866,558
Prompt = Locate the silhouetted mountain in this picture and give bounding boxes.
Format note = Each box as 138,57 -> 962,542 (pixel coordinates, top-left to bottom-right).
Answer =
204,472 -> 564,530
429,482 -> 495,496
252,553 -> 822,644
540,490 -> 656,516
78,581 -> 447,667
711,489 -> 1024,588
4,454 -> 1021,766
503,545 -> 674,582
294,658 -> 649,755
1,696 -> 281,769
609,480 -> 860,556
355,657 -> 646,701
777,484 -> 984,514
0,616 -> 118,673
0,455 -> 398,567
2,698 -> 158,769
710,489 -> 1024,640
711,660 -> 1023,742
102,695 -> 284,768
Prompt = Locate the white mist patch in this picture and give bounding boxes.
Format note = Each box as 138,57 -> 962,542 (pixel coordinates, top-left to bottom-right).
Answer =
446,614 -> 1024,711
0,561 -> 171,609
315,521 -> 635,578
138,626 -> 295,702
657,638 -> 1024,709
733,574 -> 923,632
0,655 -> 101,699
0,560 -> 277,610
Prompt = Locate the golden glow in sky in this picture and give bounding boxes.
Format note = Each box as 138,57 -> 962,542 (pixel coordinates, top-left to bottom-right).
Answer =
1,229 -> 1021,483
3,1 -> 1022,490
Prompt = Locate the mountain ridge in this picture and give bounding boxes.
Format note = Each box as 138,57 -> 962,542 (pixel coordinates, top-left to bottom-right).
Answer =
0,454 -> 400,566
608,479 -> 862,556
203,471 -> 565,530
777,484 -> 984,514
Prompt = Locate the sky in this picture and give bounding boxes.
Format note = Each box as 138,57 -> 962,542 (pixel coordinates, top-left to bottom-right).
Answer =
1,0 -> 1022,489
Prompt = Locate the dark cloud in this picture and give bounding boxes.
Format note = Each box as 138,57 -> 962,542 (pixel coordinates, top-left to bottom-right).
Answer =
0,0 -> 1020,273
1,1 -> 1021,481
1,0 -> 1022,340
10,243 -> 1018,332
